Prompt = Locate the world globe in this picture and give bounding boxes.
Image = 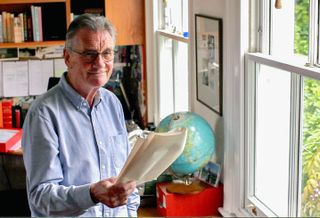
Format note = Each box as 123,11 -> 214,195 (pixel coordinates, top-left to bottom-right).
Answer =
155,111 -> 216,179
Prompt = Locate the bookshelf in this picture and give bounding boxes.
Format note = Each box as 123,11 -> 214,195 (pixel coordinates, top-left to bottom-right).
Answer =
106,0 -> 145,45
0,0 -> 145,48
0,0 -> 148,128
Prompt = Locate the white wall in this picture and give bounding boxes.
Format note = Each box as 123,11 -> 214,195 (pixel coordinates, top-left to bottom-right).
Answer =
190,0 -> 246,215
189,0 -> 226,166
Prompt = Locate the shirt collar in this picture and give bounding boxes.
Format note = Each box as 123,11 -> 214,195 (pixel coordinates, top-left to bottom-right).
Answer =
58,72 -> 103,110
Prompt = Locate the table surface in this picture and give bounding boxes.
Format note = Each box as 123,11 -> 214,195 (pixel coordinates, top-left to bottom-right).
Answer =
6,147 -> 23,155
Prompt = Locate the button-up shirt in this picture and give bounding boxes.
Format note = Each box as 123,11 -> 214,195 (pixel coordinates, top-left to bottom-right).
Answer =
22,73 -> 140,217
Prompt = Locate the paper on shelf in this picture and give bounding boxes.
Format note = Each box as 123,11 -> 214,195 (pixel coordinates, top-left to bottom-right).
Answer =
28,59 -> 54,95
117,127 -> 188,185
3,61 -> 28,97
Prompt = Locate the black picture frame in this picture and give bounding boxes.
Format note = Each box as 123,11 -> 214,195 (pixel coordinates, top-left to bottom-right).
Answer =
195,14 -> 223,116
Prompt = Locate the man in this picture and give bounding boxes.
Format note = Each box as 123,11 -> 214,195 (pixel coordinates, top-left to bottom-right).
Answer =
22,14 -> 140,217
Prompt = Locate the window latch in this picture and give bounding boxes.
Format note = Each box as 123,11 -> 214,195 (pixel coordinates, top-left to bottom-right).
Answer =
247,204 -> 258,216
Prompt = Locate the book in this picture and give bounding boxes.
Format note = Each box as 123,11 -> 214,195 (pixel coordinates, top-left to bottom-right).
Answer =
23,12 -> 28,41
38,6 -> 43,41
117,127 -> 188,185
0,128 -> 22,153
2,98 -> 13,128
0,100 -> 3,128
13,17 -> 23,43
27,12 -> 33,41
2,12 -> 6,42
0,15 -> 3,43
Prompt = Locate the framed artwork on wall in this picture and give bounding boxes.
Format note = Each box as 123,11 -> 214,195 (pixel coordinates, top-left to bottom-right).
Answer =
195,14 -> 223,116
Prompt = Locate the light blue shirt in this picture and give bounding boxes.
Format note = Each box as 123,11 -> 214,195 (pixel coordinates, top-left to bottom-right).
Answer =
22,73 -> 140,217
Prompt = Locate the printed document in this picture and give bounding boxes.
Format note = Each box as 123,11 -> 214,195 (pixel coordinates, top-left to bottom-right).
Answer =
117,127 -> 188,185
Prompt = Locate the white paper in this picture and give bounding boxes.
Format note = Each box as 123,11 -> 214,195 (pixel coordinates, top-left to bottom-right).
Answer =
53,58 -> 67,77
0,61 -> 3,96
117,127 -> 188,185
28,59 -> 54,95
3,61 -> 28,97
0,129 -> 19,143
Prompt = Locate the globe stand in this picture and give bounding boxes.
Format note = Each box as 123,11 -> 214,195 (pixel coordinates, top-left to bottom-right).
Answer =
165,173 -> 205,194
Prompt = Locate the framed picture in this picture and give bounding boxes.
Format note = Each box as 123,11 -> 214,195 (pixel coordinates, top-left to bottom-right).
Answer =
194,161 -> 221,187
195,14 -> 223,116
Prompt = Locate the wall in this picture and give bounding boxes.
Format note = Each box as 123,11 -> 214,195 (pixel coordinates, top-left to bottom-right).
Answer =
190,0 -> 245,214
189,0 -> 226,166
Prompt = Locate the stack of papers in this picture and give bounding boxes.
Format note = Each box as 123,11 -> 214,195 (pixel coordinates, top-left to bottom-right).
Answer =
117,128 -> 188,185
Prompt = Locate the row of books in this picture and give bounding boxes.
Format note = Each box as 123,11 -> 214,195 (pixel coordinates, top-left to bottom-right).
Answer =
0,5 -> 43,43
0,97 -> 34,129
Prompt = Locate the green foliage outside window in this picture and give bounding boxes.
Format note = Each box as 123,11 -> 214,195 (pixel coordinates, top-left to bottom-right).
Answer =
302,78 -> 320,217
295,0 -> 320,216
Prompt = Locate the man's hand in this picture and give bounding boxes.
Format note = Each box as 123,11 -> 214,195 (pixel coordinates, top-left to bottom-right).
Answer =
90,177 -> 136,208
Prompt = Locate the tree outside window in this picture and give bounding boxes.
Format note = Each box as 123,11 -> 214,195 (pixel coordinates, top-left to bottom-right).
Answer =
295,0 -> 320,216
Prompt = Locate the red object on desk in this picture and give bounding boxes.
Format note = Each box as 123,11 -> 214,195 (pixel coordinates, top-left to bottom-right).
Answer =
156,182 -> 223,217
0,128 -> 22,152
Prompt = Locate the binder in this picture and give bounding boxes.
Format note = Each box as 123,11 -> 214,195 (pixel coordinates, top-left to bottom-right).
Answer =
0,128 -> 22,153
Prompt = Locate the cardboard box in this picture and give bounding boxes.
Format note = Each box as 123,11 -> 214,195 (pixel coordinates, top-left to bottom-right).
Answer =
156,181 -> 223,217
0,128 -> 22,152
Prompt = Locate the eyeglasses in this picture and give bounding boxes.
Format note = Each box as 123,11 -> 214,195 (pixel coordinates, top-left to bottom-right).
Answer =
68,47 -> 115,62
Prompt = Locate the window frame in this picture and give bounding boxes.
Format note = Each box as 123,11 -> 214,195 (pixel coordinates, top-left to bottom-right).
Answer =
244,0 -> 320,216
154,0 -> 190,123
244,52 -> 320,216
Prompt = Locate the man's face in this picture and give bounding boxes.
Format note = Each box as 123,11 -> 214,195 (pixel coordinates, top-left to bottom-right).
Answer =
64,28 -> 115,90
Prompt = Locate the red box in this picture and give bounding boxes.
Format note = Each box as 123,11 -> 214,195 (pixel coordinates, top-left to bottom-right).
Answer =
0,128 -> 22,152
156,182 -> 223,216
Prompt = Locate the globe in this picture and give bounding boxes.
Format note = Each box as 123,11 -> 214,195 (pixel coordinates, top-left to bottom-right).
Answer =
155,111 -> 216,179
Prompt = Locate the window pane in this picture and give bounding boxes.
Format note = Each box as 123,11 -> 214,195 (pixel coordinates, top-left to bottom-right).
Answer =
271,0 -> 295,56
294,0 -> 309,57
158,36 -> 174,120
270,0 -> 308,64
162,0 -> 188,34
255,64 -> 291,216
158,35 -> 189,120
173,40 -> 189,112
301,77 -> 320,217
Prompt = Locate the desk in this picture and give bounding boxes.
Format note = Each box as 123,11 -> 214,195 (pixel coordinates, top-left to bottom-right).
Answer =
0,151 -> 30,216
6,147 -> 23,156
0,150 -> 25,190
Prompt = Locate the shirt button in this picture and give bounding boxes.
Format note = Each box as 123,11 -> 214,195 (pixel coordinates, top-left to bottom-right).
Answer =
102,165 -> 105,169
99,141 -> 103,145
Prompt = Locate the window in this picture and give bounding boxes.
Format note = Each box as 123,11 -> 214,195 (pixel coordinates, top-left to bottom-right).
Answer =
245,0 -> 320,217
156,0 -> 189,122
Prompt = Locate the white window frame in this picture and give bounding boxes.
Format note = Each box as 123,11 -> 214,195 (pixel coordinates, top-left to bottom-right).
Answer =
243,0 -> 320,216
244,52 -> 320,216
153,0 -> 190,124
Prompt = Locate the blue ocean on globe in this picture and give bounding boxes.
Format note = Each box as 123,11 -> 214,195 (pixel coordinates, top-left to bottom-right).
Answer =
155,111 -> 216,177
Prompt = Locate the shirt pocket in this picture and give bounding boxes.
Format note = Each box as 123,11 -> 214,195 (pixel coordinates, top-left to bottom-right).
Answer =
109,133 -> 129,173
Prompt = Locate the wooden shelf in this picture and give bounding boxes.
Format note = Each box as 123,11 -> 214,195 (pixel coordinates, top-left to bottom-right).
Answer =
106,0 -> 145,45
0,0 -> 145,46
0,0 -> 66,4
0,41 -> 65,49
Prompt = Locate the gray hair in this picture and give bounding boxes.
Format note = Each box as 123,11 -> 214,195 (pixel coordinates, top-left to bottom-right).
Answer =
65,13 -> 116,49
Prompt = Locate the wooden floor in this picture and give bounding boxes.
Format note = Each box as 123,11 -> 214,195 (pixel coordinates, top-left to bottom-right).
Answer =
138,207 -> 159,217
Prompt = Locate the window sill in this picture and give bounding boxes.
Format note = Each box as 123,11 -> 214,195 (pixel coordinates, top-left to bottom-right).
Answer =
157,30 -> 189,43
